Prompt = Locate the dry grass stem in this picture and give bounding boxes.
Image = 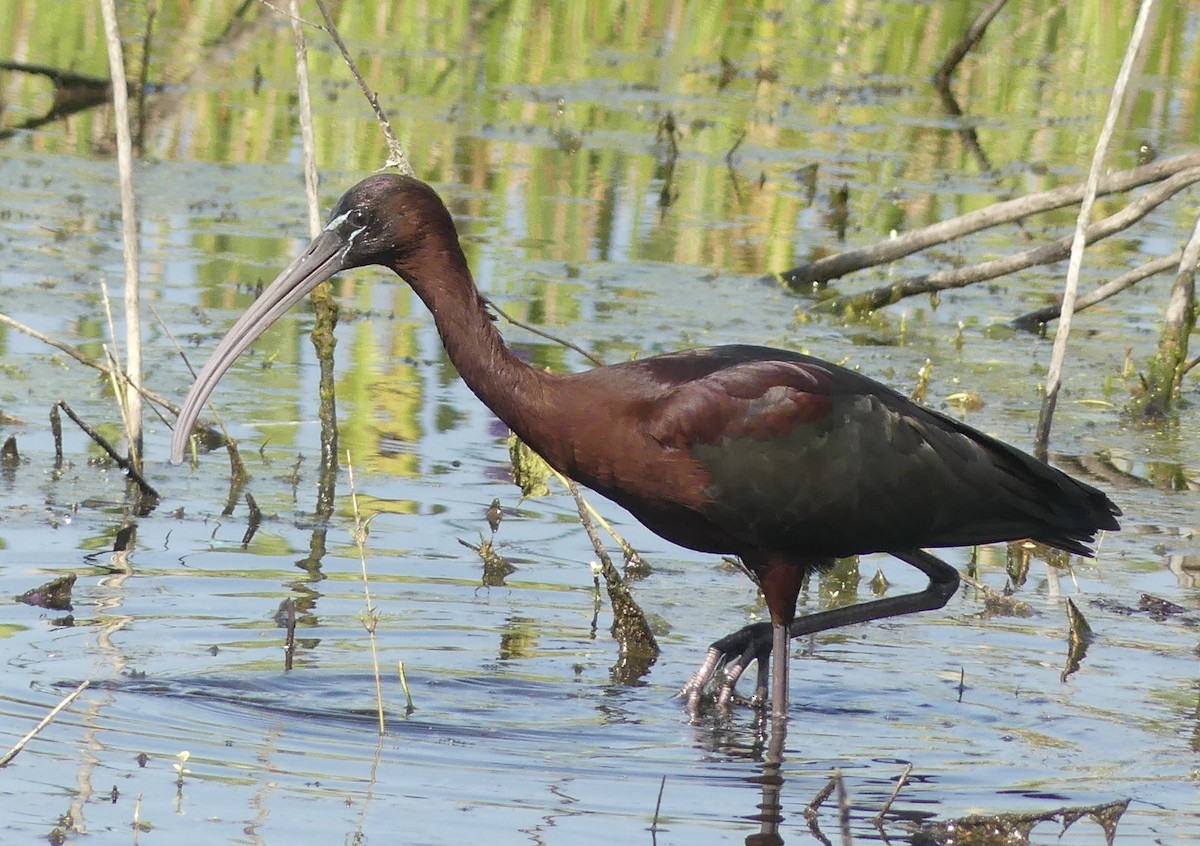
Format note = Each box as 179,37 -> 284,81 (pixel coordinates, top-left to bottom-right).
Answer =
1036,0 -> 1158,456
289,0 -> 320,238
0,680 -> 90,767
545,462 -> 649,576
873,762 -> 913,823
348,453 -> 386,733
97,282 -> 135,451
99,0 -> 144,464
397,661 -> 414,714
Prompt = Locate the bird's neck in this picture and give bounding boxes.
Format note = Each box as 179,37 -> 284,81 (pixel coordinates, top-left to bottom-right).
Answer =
404,259 -> 556,444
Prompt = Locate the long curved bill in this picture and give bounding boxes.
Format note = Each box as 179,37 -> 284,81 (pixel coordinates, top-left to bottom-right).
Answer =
169,230 -> 348,464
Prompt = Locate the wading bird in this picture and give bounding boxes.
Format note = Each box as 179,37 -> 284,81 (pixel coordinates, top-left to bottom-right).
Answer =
171,174 -> 1121,721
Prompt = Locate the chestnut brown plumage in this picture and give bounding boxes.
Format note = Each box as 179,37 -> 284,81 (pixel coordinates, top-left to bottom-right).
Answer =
170,174 -> 1121,720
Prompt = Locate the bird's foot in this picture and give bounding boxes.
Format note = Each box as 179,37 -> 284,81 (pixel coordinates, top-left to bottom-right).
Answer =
676,621 -> 775,716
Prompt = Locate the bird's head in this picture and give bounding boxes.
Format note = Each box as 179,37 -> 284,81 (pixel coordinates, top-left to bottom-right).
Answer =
319,173 -> 459,278
169,173 -> 459,464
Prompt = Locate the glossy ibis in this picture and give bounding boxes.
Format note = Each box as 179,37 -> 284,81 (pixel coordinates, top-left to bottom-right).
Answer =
170,174 -> 1121,720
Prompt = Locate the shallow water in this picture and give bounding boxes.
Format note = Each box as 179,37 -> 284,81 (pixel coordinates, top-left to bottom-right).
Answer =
2,2 -> 1198,844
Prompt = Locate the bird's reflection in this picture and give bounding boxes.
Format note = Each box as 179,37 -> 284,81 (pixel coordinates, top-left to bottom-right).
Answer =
689,711 -> 790,843
744,718 -> 787,846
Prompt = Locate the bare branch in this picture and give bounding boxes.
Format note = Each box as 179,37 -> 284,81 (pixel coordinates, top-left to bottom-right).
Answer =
781,151 -> 1200,288
816,166 -> 1200,314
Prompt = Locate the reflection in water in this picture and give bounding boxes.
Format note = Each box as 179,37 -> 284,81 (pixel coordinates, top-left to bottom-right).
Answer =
745,719 -> 787,846
497,615 -> 540,662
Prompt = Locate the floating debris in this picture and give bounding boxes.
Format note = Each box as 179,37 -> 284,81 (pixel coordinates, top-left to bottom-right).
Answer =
910,797 -> 1129,846
17,574 -> 76,611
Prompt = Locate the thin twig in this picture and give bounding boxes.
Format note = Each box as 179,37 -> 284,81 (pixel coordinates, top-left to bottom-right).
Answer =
282,597 -> 296,671
485,296 -> 604,367
55,401 -> 160,500
835,768 -> 852,846
933,0 -> 1008,87
0,680 -> 90,767
311,0 -> 411,174
543,462 -> 648,574
806,776 -> 837,815
650,775 -> 666,833
874,762 -> 913,824
565,481 -> 658,660
1036,0 -> 1157,457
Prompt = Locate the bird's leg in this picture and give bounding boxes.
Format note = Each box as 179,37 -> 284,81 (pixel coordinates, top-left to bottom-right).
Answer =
769,621 -> 789,721
682,553 -> 805,717
680,550 -> 960,712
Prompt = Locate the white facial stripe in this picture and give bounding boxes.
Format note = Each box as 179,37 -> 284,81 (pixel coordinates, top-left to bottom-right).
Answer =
339,226 -> 367,261
324,210 -> 353,232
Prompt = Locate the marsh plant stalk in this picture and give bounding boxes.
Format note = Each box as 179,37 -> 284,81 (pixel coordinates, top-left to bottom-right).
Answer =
281,0 -> 339,515
348,454 -> 386,734
290,0 -> 321,238
99,0 -> 144,467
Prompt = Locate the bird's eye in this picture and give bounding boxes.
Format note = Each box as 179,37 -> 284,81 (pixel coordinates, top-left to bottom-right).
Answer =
348,208 -> 369,228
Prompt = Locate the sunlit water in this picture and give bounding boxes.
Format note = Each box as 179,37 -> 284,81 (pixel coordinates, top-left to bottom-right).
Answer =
2,3 -> 1198,844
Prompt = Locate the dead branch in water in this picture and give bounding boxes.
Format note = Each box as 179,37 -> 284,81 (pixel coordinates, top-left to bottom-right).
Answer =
813,166 -> 1200,316
1012,251 -> 1180,331
566,481 -> 659,676
780,151 -> 1200,290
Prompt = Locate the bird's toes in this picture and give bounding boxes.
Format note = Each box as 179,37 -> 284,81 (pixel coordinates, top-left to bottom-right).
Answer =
677,647 -> 725,710
679,625 -> 776,714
